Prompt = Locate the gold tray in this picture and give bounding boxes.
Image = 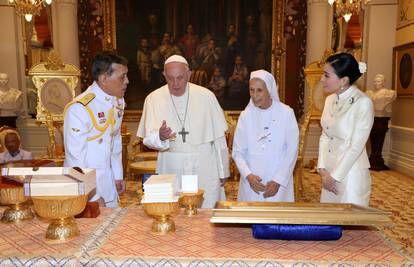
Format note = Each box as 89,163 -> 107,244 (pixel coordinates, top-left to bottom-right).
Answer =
210,201 -> 392,227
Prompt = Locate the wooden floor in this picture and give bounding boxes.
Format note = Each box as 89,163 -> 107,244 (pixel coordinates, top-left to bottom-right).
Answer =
120,169 -> 414,259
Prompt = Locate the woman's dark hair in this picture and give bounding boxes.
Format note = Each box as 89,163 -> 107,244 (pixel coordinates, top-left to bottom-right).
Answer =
91,51 -> 128,81
326,52 -> 362,85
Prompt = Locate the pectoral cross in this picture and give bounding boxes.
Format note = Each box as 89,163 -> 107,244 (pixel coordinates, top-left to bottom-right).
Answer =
178,127 -> 189,143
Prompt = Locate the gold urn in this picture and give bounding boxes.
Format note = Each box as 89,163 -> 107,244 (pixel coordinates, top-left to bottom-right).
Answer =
179,189 -> 204,216
0,186 -> 34,223
142,200 -> 179,234
31,195 -> 88,242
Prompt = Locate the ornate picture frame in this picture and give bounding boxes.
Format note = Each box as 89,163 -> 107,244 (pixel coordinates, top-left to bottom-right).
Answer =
29,52 -> 80,122
393,42 -> 414,97
97,0 -> 285,121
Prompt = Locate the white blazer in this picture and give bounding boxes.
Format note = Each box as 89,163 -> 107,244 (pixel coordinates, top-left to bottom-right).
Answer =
317,86 -> 374,206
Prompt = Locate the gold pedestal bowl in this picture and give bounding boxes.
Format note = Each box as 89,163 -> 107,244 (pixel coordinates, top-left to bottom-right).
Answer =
180,189 -> 204,216
31,195 -> 88,242
142,200 -> 179,234
0,186 -> 34,223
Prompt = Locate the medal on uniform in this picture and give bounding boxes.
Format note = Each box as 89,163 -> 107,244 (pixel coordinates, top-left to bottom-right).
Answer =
115,105 -> 123,118
98,111 -> 106,123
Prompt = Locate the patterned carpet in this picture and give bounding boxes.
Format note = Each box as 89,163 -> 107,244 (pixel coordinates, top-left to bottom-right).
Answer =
120,169 -> 414,258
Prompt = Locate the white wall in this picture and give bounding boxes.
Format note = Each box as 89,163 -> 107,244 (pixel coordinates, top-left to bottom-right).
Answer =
364,1 -> 398,91
0,1 -> 27,112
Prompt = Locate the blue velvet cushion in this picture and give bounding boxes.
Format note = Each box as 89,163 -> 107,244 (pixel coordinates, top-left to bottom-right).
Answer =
252,224 -> 343,241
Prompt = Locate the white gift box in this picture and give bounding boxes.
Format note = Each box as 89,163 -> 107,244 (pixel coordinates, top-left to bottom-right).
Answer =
181,175 -> 198,193
1,167 -> 96,197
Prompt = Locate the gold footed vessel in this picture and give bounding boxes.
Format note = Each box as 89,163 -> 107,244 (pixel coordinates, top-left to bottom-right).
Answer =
142,201 -> 179,234
0,187 -> 34,223
31,195 -> 88,242
180,189 -> 204,216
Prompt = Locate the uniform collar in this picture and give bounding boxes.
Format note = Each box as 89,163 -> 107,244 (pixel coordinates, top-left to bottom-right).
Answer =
91,81 -> 115,103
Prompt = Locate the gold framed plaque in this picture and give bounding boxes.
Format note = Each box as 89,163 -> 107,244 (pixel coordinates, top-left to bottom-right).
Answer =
210,201 -> 392,228
29,51 -> 80,122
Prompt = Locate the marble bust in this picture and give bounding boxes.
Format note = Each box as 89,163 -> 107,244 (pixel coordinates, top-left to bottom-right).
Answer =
0,73 -> 23,128
366,74 -> 396,118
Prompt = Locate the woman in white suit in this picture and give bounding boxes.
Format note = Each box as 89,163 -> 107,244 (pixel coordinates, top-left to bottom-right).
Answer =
318,52 -> 374,207
232,70 -> 299,202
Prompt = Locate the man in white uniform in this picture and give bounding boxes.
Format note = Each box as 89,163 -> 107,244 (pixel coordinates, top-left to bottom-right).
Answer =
0,73 -> 23,128
366,74 -> 396,170
0,130 -> 32,163
64,51 -> 128,208
137,55 -> 230,208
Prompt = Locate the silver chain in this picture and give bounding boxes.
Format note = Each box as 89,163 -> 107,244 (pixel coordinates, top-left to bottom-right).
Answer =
169,89 -> 190,129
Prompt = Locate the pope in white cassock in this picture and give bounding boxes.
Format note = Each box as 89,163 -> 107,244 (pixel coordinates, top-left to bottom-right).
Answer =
137,55 -> 230,208
232,70 -> 299,202
64,52 -> 128,208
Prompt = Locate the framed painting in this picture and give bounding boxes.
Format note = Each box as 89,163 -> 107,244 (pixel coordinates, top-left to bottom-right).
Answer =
393,42 -> 414,97
397,0 -> 414,30
100,0 -> 285,117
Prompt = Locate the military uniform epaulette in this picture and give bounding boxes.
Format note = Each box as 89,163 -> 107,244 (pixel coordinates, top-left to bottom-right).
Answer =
77,93 -> 95,106
63,93 -> 95,115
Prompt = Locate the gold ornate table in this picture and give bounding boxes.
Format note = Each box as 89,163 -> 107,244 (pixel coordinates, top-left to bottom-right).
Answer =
132,151 -> 158,162
129,160 -> 157,176
0,207 -> 412,266
128,153 -> 158,180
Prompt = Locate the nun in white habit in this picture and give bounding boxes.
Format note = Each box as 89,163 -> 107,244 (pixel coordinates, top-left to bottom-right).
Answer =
232,70 -> 299,202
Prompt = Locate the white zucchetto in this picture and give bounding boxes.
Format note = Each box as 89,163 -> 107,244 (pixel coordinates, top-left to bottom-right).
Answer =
164,55 -> 188,66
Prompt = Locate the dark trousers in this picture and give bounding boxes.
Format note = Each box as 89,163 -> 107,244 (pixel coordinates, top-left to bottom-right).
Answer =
369,117 -> 390,171
0,116 -> 18,128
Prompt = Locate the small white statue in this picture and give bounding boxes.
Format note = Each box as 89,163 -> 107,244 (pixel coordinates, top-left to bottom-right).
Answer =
0,73 -> 23,128
366,74 -> 396,118
366,74 -> 396,171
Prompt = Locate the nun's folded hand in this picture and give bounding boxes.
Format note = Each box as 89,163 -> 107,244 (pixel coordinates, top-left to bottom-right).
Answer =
263,181 -> 280,198
247,174 -> 266,194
